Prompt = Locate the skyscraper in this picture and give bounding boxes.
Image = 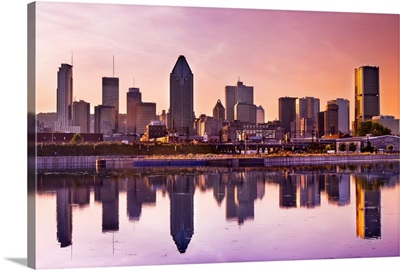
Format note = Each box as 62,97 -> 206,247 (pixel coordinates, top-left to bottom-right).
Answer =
295,97 -> 320,137
55,63 -> 78,132
328,98 -> 350,134
225,80 -> 254,122
318,103 -> 338,136
126,87 -> 142,134
73,100 -> 90,133
278,97 -> 297,134
234,102 -> 257,124
212,99 -> 225,120
102,77 -> 119,133
355,66 -> 380,130
256,105 -> 265,124
94,105 -> 116,136
136,102 -> 156,135
169,55 -> 194,136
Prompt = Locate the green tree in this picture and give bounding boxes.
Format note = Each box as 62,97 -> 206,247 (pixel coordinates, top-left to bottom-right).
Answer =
348,142 -> 357,152
338,142 -> 347,152
360,141 -> 373,153
386,144 -> 394,152
70,133 -> 84,144
356,121 -> 391,136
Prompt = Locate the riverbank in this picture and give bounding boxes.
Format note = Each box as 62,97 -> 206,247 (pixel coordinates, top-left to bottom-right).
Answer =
35,153 -> 399,170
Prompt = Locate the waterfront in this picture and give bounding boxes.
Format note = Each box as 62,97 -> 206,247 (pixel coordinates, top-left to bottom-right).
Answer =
35,162 -> 399,269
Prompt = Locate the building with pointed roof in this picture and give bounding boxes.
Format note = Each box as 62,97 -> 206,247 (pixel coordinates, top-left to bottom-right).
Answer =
169,55 -> 194,136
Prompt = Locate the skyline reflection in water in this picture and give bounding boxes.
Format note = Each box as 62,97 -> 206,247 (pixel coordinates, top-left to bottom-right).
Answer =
36,162 -> 399,269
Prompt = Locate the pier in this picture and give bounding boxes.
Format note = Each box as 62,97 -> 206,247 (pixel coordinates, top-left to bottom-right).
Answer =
35,153 -> 399,171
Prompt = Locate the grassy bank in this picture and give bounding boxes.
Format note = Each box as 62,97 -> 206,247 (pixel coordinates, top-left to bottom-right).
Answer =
37,142 -> 222,157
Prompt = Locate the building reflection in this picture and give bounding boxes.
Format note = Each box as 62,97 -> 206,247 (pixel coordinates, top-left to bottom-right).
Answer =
126,177 -> 156,222
355,176 -> 382,239
167,175 -> 195,253
38,162 -> 399,253
279,173 -> 321,209
211,173 -> 226,206
279,175 -> 296,208
95,178 -> 119,232
295,173 -> 320,208
225,172 -> 258,225
72,186 -> 90,207
56,187 -> 72,248
325,174 -> 350,206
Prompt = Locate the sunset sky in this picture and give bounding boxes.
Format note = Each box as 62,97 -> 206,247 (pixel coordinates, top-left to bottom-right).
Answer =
35,1 -> 399,122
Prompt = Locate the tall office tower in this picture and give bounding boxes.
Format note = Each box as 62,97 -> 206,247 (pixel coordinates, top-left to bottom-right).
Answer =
318,103 -> 338,136
234,102 -> 257,123
55,63 -> 75,132
169,55 -> 194,136
213,99 -> 225,120
256,105 -> 265,124
94,105 -> 116,136
355,66 -> 380,130
295,97 -> 320,137
126,87 -> 142,134
102,77 -> 119,133
225,80 -> 254,122
328,98 -> 350,134
73,100 -> 90,133
136,102 -> 156,135
278,97 -> 297,134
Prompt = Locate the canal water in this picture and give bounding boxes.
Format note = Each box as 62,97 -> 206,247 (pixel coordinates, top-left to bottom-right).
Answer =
35,162 -> 399,269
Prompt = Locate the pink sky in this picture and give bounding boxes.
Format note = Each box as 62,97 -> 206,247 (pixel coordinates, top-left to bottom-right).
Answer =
35,2 -> 399,122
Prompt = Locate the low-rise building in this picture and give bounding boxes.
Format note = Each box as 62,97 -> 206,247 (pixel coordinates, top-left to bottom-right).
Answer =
141,121 -> 167,142
336,135 -> 400,153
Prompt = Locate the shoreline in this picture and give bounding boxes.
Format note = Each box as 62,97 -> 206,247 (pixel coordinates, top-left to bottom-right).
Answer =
35,153 -> 400,171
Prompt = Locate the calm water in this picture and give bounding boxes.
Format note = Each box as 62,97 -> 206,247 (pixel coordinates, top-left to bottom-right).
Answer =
35,162 -> 399,269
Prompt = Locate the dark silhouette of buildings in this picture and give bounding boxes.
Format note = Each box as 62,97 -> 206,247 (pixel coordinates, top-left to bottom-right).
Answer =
278,97 -> 297,135
318,103 -> 339,137
169,55 -> 194,136
325,174 -> 350,206
213,99 -> 225,120
225,80 -> 256,123
126,87 -> 142,134
94,105 -> 116,136
102,77 -> 120,133
95,179 -> 120,233
225,172 -> 258,225
355,66 -> 380,129
168,175 -> 194,253
126,177 -> 156,221
73,100 -> 91,133
279,176 -> 297,208
56,188 -> 72,248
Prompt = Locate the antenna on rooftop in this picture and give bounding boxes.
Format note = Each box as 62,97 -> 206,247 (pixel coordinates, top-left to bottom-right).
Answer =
113,55 -> 115,77
71,51 -> 73,66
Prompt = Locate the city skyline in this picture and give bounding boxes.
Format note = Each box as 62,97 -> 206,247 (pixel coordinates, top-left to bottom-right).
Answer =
35,2 -> 399,123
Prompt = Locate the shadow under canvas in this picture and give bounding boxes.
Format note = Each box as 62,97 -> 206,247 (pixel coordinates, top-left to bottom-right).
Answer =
6,258 -> 27,267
